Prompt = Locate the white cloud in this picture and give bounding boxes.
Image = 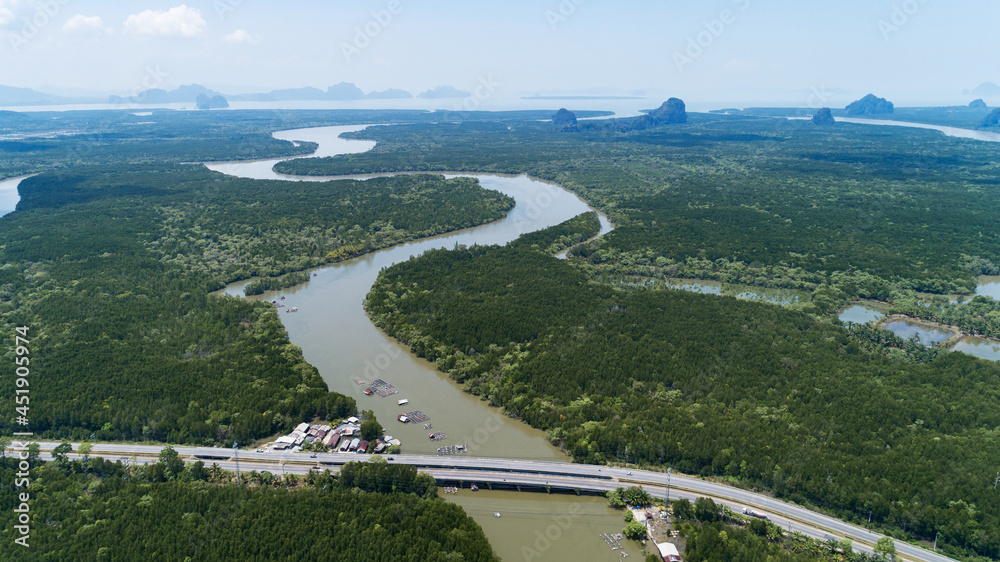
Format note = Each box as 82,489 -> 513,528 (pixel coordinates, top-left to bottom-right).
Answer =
124,5 -> 205,37
0,0 -> 19,25
63,14 -> 105,33
223,29 -> 258,44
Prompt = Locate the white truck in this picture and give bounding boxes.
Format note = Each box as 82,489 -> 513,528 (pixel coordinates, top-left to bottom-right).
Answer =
742,508 -> 770,521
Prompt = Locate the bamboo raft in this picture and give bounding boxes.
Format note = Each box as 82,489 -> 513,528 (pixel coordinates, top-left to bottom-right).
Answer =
402,410 -> 429,423
370,379 -> 398,397
601,533 -> 624,550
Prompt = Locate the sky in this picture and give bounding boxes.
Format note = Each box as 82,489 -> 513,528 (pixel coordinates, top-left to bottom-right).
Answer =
1,0 -> 998,107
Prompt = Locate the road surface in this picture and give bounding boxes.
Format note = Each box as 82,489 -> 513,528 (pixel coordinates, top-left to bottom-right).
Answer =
22,441 -> 952,561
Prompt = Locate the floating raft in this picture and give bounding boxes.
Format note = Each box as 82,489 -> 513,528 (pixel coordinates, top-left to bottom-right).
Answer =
428,432 -> 447,441
370,379 -> 398,397
352,378 -> 366,385
600,533 -> 624,550
403,410 -> 429,423
436,444 -> 467,456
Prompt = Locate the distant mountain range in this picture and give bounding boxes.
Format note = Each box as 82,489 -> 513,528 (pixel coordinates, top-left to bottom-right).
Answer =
417,86 -> 471,99
0,82 -> 481,107
227,82 -> 413,102
0,85 -> 104,106
963,82 -> 1000,97
108,84 -> 223,105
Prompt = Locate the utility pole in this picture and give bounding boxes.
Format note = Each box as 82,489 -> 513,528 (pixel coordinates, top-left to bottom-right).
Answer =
666,467 -> 672,506
934,532 -> 939,551
234,442 -> 241,486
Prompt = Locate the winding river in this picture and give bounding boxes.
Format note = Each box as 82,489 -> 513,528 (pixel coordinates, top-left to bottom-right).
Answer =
836,117 -> 1000,142
210,126 -> 645,560
210,125 -> 612,462
0,174 -> 33,217
4,117 -> 992,560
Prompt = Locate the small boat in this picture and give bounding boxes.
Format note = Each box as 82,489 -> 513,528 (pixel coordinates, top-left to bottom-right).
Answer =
397,399 -> 409,406
364,388 -> 373,396
312,273 -> 317,277
397,415 -> 409,423
494,512 -> 501,518
291,307 -> 298,312
285,309 -> 290,313
280,296 -> 285,300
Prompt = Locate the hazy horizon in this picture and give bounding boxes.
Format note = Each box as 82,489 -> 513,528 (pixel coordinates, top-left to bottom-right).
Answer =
2,1 -> 999,108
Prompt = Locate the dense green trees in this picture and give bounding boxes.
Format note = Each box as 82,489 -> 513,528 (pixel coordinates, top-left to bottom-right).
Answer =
509,211 -> 600,254
0,456 -> 497,561
13,165 -> 513,284
8,106 -> 1000,559
890,293 -> 1000,341
0,108 -> 557,180
244,271 -> 311,296
337,459 -> 437,497
874,537 -> 898,560
679,519 -> 820,561
280,114 -> 1000,295
360,410 -> 385,443
0,164 -> 512,445
623,520 -> 647,540
365,229 -> 1000,559
672,497 -> 891,561
606,486 -> 653,509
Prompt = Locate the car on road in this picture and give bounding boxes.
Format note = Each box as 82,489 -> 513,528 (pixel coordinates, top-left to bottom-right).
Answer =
625,471 -> 632,475
310,453 -> 317,458
387,457 -> 394,461
255,448 -> 263,453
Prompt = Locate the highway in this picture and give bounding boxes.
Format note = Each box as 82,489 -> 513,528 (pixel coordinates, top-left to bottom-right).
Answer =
24,441 -> 953,561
